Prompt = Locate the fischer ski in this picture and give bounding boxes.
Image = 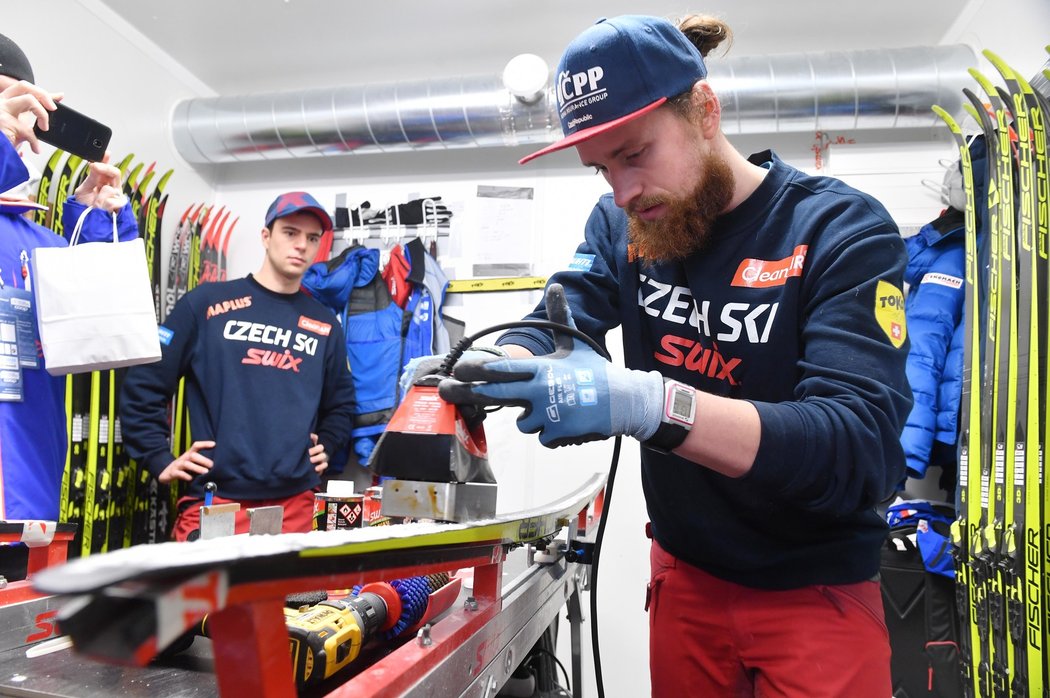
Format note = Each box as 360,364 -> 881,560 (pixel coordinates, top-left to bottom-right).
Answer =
962,83 -> 1003,698
984,50 -> 1047,698
932,103 -> 982,698
176,204 -> 207,304
163,203 -> 198,321
129,162 -> 155,227
53,153 -> 89,558
48,154 -> 81,235
81,157 -> 155,558
980,60 -> 1039,697
121,161 -> 144,200
975,67 -> 1019,698
141,169 -> 173,322
82,158 -> 135,558
33,149 -> 63,227
80,369 -> 109,557
218,216 -> 239,280
942,56 -> 1050,697
200,207 -> 230,284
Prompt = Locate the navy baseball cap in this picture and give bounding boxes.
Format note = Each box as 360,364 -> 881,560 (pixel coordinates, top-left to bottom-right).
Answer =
264,191 -> 333,232
519,15 -> 707,165
0,33 -> 34,83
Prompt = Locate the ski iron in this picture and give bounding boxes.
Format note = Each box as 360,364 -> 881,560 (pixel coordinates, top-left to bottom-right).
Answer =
367,374 -> 496,522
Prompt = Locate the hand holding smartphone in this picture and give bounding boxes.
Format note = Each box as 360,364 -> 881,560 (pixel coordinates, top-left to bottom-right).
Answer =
33,102 -> 111,162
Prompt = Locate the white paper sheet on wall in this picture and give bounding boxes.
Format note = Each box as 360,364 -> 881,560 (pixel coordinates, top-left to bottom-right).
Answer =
468,184 -> 534,277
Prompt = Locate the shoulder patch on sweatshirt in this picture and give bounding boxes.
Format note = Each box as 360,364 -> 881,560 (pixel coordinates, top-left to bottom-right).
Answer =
567,253 -> 595,272
874,280 -> 907,348
158,326 -> 174,346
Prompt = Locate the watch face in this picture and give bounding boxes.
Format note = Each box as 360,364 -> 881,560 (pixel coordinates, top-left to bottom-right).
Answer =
666,383 -> 695,425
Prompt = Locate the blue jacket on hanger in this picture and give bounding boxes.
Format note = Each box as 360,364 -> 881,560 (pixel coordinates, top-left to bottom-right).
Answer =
900,210 -> 966,480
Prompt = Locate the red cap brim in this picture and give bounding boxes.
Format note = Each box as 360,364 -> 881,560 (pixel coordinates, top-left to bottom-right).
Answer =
518,98 -> 668,165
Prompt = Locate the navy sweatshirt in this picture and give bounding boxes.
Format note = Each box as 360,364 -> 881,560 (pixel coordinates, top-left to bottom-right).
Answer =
499,151 -> 913,589
120,275 -> 355,500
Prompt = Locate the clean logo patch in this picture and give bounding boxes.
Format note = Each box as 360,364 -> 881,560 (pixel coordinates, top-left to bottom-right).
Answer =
731,245 -> 808,288
298,316 -> 332,336
874,280 -> 907,348
158,326 -> 174,345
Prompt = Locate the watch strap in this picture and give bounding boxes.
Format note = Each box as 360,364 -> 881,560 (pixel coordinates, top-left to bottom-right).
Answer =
642,420 -> 690,454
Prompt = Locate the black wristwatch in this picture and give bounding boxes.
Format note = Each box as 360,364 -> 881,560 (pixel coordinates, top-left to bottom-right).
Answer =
642,379 -> 697,454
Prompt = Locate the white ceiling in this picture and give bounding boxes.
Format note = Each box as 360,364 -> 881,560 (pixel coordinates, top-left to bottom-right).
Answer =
99,0 -> 966,95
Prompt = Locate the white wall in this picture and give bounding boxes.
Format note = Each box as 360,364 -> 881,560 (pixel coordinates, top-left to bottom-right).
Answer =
944,0 -> 1050,82
13,0 -> 1050,696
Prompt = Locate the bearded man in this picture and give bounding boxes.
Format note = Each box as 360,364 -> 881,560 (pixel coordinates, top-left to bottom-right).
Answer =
434,14 -> 913,698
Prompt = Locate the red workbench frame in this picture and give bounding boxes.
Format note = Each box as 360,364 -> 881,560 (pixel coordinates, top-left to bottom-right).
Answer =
0,521 -> 76,605
200,545 -> 504,698
202,486 -> 606,696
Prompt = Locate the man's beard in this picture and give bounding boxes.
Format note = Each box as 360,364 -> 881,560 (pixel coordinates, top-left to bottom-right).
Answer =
626,150 -> 735,263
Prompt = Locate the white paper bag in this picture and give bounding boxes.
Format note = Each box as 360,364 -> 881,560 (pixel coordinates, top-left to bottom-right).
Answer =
32,207 -> 161,375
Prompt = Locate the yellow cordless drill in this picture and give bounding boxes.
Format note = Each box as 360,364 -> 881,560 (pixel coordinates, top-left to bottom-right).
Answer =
285,593 -> 387,687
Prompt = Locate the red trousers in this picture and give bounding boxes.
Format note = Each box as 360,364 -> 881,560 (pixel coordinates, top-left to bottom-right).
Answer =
172,489 -> 317,542
647,539 -> 891,698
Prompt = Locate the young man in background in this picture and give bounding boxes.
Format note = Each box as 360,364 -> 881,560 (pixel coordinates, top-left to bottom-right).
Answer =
121,192 -> 355,540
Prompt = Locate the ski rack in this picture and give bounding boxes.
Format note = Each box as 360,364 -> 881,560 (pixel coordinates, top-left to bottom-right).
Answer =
21,474 -> 606,697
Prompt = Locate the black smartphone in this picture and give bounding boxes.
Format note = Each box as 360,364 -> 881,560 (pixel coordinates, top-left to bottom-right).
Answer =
33,102 -> 111,162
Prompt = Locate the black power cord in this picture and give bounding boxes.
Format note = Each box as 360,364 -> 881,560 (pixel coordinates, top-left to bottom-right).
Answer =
588,437 -> 618,698
439,320 -> 619,698
528,645 -> 573,695
439,319 -> 608,374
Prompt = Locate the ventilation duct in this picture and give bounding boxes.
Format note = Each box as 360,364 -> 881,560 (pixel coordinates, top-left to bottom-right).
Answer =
172,44 -> 976,165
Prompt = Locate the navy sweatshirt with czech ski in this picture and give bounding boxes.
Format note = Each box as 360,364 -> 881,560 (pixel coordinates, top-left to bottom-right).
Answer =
120,275 -> 355,501
499,151 -> 913,590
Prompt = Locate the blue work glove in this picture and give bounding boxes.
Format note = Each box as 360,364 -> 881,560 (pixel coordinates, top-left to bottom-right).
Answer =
399,348 -> 508,401
438,284 -> 665,448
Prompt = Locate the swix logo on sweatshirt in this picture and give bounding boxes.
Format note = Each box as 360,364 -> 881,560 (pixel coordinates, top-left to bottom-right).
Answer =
731,245 -> 808,288
206,295 -> 252,319
655,336 -> 741,385
557,66 -> 606,121
241,348 -> 303,371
